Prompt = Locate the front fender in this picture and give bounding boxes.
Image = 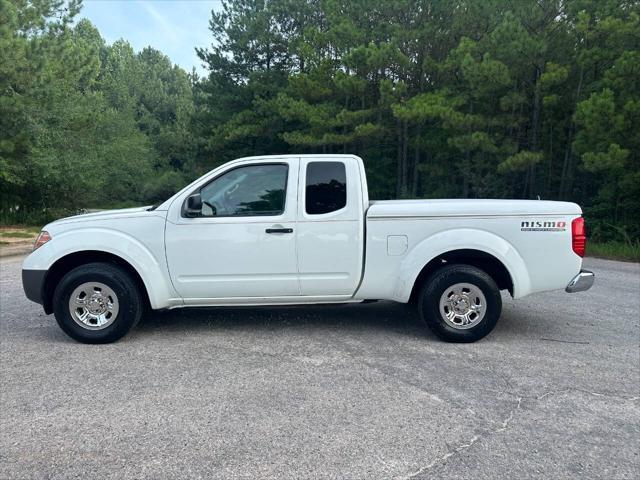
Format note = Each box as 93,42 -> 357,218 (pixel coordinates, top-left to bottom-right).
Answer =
22,227 -> 178,309
395,228 -> 531,301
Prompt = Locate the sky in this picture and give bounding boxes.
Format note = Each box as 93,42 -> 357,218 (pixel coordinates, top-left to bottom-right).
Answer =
80,0 -> 222,75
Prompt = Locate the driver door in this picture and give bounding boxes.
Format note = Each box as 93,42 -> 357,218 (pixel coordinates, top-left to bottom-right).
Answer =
165,158 -> 300,302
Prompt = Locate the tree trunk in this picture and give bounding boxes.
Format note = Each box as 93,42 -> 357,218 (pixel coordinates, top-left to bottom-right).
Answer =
462,149 -> 470,198
559,66 -> 584,199
402,120 -> 409,195
559,124 -> 573,199
412,145 -> 420,197
547,124 -> 553,196
528,66 -> 542,198
522,167 -> 529,198
462,102 -> 473,198
396,120 -> 403,197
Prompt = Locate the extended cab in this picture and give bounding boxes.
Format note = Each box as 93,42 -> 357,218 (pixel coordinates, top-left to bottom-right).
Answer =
22,155 -> 594,343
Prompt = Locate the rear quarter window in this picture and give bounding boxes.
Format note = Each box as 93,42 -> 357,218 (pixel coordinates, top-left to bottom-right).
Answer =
305,162 -> 347,215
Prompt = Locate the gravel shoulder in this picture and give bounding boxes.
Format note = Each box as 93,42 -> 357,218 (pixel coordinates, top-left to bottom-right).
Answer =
1,256 -> 639,479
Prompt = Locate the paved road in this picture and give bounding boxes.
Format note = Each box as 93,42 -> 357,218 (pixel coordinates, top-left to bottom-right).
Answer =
1,256 -> 639,479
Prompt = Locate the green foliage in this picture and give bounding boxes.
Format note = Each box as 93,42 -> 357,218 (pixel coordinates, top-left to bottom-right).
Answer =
499,151 -> 544,173
192,0 -> 639,238
0,0 -> 196,213
0,206 -> 76,226
588,241 -> 640,262
0,230 -> 34,238
1,0 -> 639,244
141,170 -> 189,203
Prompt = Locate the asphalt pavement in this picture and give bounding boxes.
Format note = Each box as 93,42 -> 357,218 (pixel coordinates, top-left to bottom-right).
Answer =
1,256 -> 639,479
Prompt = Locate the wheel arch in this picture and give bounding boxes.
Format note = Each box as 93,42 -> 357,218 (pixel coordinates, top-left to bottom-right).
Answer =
396,228 -> 531,303
408,249 -> 514,305
42,251 -> 151,314
24,226 -> 179,313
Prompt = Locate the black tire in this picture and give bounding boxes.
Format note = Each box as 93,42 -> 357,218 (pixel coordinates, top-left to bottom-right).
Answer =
52,262 -> 143,344
418,264 -> 502,343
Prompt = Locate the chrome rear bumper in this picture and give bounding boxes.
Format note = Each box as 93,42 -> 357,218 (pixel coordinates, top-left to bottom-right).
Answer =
565,270 -> 595,293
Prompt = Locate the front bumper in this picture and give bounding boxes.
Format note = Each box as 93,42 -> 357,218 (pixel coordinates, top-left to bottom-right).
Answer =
565,269 -> 595,293
22,269 -> 47,305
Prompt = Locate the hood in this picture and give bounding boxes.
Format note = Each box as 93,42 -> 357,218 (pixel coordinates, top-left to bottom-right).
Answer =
47,206 -> 153,226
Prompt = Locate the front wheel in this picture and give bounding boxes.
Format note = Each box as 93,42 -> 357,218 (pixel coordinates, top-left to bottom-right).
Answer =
52,262 -> 143,344
418,264 -> 502,343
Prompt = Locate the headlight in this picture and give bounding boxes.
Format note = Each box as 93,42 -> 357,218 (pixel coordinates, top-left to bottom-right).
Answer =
33,231 -> 52,251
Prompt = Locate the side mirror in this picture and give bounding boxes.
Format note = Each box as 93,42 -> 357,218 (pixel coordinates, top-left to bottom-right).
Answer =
184,193 -> 202,217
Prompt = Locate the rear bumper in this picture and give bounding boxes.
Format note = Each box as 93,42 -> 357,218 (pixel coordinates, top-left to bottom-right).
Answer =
565,269 -> 594,293
22,269 -> 47,305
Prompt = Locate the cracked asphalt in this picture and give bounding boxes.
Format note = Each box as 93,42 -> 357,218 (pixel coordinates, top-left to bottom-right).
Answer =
1,256 -> 639,479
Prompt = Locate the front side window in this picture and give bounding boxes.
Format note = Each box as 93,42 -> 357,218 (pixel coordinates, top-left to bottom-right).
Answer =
199,164 -> 288,217
305,162 -> 347,215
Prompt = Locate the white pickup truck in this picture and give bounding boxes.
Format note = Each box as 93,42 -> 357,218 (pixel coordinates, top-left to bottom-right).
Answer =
22,154 -> 594,344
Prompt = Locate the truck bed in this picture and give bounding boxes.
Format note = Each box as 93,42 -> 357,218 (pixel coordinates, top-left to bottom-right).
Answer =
357,198 -> 583,302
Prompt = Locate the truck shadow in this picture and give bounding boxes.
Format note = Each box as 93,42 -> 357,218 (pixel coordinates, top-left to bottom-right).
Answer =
133,299 -> 531,342
23,295 -> 534,344
135,300 -> 434,339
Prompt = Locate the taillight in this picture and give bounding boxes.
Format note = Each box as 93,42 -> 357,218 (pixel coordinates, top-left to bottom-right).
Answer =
33,231 -> 51,251
571,217 -> 586,257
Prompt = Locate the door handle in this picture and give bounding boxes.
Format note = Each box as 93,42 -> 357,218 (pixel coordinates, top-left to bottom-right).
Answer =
266,228 -> 293,234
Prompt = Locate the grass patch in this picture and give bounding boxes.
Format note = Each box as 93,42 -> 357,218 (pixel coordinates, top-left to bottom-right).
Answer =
0,240 -> 9,246
588,241 -> 640,262
0,231 -> 36,239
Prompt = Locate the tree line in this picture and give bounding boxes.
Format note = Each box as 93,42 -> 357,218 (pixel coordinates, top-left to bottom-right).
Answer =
1,0 -> 638,242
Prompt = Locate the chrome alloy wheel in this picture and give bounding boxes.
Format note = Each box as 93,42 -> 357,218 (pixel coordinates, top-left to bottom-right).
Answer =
438,282 -> 486,330
68,282 -> 119,330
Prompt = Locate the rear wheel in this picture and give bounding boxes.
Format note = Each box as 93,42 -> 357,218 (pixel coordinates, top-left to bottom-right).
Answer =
52,262 -> 143,344
418,264 -> 501,342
